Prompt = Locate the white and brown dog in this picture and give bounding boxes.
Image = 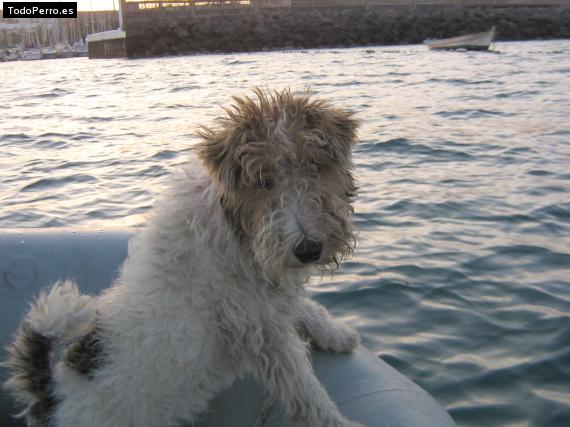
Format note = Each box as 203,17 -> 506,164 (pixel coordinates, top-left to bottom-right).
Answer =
4,89 -> 365,427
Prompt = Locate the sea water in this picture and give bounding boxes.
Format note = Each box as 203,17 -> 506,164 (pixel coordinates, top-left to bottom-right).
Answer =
1,40 -> 569,426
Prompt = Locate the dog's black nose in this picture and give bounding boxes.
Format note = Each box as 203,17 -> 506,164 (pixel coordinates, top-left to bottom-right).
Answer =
294,238 -> 323,264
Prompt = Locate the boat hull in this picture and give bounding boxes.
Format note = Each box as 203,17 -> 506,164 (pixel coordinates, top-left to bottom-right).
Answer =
20,49 -> 43,60
424,27 -> 496,51
0,228 -> 458,427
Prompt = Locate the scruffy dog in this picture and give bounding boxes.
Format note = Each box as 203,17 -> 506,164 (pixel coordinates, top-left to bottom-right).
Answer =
4,89 -> 364,427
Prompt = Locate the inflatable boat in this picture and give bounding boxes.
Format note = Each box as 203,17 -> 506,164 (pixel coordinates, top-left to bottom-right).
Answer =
0,229 -> 456,427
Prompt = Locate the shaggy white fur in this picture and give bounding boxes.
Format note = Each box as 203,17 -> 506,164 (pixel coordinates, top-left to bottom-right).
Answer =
4,89 -> 366,427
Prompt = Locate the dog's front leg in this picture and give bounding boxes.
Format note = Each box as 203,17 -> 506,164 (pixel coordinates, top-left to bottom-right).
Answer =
296,298 -> 360,353
254,328 -> 364,427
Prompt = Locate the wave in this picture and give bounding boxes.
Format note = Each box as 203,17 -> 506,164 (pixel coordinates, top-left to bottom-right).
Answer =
21,174 -> 97,191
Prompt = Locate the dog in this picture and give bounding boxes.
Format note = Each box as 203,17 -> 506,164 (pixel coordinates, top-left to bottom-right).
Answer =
4,88 -> 365,427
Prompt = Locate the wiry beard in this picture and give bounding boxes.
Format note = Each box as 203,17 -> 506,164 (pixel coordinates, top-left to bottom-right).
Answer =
249,206 -> 356,282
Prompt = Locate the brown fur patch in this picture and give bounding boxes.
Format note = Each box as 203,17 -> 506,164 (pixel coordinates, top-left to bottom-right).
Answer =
65,327 -> 105,379
4,322 -> 58,426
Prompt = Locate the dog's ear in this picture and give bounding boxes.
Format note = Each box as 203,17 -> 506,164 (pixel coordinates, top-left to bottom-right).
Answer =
305,104 -> 359,163
195,127 -> 242,192
329,108 -> 359,148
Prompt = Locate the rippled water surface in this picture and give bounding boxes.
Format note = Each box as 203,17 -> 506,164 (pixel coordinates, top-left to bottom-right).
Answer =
2,41 -> 570,426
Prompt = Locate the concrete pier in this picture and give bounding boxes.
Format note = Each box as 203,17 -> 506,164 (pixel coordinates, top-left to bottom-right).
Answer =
86,30 -> 127,59
87,1 -> 570,59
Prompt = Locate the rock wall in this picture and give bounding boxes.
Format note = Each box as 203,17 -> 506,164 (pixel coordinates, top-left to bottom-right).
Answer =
122,5 -> 570,57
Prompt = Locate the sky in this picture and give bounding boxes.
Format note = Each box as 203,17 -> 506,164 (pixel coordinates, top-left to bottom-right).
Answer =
1,1 -> 119,11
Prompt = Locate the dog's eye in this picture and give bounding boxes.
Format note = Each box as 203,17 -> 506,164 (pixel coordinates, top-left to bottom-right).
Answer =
259,178 -> 274,190
312,162 -> 325,173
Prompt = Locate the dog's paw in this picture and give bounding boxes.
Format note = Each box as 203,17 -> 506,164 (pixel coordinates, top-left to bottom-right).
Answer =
315,324 -> 360,353
334,324 -> 360,353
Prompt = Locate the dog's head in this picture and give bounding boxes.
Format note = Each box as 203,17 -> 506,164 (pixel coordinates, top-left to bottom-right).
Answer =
197,88 -> 359,277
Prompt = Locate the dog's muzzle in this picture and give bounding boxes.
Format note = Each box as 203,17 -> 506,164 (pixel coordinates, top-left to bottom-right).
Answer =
294,238 -> 323,264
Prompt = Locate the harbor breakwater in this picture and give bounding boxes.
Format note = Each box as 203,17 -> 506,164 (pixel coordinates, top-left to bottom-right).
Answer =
121,5 -> 570,57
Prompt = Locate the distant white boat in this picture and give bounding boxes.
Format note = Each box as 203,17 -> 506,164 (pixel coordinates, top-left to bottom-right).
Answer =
73,45 -> 89,57
424,27 -> 496,51
42,47 -> 58,60
21,48 -> 43,61
1,49 -> 20,62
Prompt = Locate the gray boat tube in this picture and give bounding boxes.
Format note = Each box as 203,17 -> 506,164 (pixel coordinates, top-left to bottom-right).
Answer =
0,229 -> 456,427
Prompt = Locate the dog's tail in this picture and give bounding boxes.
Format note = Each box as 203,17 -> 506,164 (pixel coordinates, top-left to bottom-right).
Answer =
3,280 -> 96,425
